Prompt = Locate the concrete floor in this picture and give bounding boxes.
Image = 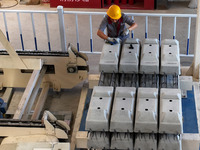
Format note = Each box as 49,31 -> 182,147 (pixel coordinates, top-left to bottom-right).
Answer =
0,2 -> 198,147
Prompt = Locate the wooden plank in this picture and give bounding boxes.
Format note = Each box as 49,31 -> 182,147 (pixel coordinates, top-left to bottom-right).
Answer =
22,58 -> 43,70
31,82 -> 50,120
0,29 -> 27,69
2,88 -> 13,104
193,1 -> 200,79
76,131 -> 88,149
193,82 -> 200,131
23,66 -> 47,119
6,89 -> 23,115
13,70 -> 41,119
89,74 -> 100,89
0,88 -> 13,111
0,126 -> 46,137
71,82 -> 88,150
185,61 -> 193,76
0,81 -> 2,90
0,57 -> 42,70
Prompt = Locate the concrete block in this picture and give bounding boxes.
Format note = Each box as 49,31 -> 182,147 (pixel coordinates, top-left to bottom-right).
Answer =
134,88 -> 158,133
110,133 -> 133,149
160,39 -> 180,75
159,88 -> 183,134
87,132 -> 110,149
134,134 -> 157,150
158,134 -> 182,150
110,87 -> 136,132
124,38 -> 140,44
99,42 -> 120,73
119,38 -> 140,73
140,39 -> 159,74
85,86 -> 114,131
188,0 -> 197,9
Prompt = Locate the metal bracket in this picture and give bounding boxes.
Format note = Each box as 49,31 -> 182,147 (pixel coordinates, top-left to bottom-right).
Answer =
67,44 -> 78,73
43,110 -> 69,139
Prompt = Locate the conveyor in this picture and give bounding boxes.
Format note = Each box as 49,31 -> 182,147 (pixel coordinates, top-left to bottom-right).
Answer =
0,29 -> 89,150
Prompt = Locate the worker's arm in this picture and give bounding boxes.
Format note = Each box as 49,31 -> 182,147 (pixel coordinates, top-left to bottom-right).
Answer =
122,23 -> 138,36
128,22 -> 138,31
122,14 -> 138,36
97,29 -> 118,45
97,29 -> 109,40
97,15 -> 110,41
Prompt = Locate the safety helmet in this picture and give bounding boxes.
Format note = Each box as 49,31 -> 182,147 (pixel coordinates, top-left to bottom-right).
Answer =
107,5 -> 121,20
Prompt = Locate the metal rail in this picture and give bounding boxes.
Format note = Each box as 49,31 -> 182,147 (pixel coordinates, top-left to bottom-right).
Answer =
0,6 -> 197,57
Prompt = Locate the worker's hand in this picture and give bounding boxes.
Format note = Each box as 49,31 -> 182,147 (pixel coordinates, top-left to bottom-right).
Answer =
114,38 -> 121,43
122,28 -> 130,36
106,37 -> 118,45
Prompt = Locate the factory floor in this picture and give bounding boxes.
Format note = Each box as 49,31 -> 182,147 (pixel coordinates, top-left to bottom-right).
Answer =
0,1 -> 198,148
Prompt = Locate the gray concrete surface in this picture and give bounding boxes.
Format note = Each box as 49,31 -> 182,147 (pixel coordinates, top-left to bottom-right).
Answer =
110,87 -> 136,132
134,87 -> 158,133
86,86 -> 114,131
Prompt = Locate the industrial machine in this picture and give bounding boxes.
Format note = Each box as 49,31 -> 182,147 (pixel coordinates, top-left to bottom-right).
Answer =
0,110 -> 70,150
0,29 -> 89,150
0,26 -> 199,149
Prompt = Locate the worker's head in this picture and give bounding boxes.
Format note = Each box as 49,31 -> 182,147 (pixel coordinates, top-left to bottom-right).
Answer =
107,5 -> 121,22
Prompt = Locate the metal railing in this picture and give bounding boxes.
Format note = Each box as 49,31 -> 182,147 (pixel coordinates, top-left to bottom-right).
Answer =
1,9 -> 57,51
0,6 -> 197,57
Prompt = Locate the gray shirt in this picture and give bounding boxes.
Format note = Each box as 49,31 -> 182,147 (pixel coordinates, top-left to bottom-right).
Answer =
99,13 -> 135,38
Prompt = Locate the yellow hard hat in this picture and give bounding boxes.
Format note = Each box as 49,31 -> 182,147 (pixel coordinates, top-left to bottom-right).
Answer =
107,5 -> 121,20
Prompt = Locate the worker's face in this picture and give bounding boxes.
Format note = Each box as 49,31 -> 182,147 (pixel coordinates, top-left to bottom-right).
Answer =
110,18 -> 119,23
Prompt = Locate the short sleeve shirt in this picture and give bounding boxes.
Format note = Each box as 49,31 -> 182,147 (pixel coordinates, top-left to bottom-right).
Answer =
99,13 -> 135,38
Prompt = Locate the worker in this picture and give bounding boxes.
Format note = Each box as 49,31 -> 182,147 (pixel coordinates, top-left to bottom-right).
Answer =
97,4 -> 138,45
